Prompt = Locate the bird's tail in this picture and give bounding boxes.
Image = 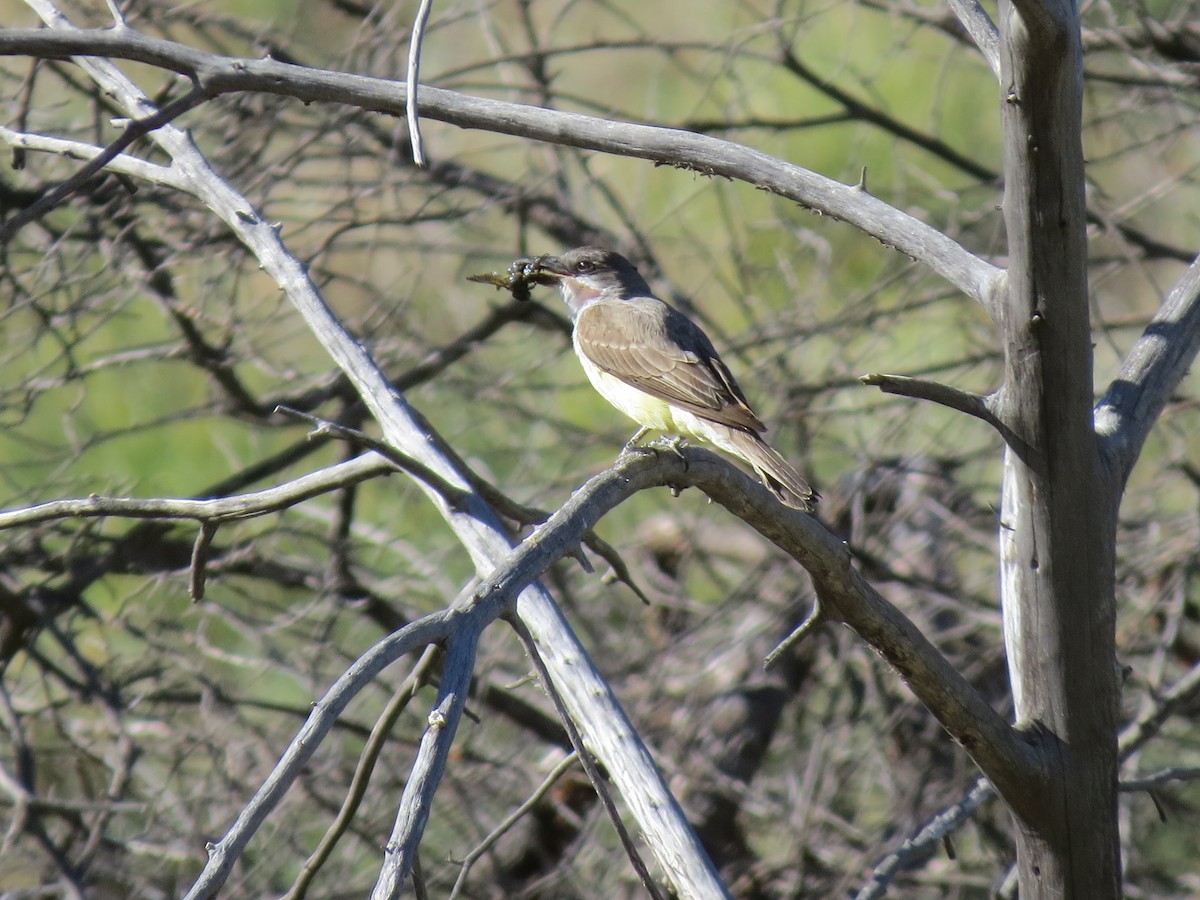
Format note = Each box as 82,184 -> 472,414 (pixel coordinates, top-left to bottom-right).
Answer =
726,430 -> 818,511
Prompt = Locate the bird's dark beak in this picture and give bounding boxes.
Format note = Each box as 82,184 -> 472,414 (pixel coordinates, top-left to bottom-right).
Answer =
524,255 -> 568,278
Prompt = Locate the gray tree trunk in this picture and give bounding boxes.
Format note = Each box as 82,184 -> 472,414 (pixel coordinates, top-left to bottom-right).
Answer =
997,0 -> 1120,895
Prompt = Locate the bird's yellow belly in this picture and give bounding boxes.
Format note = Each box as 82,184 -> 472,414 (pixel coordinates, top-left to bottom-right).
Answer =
577,353 -> 709,440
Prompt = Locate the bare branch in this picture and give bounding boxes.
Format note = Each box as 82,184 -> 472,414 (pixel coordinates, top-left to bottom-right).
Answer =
0,88 -> 208,242
188,521 -> 218,602
856,777 -> 994,900
285,646 -> 442,900
512,616 -> 667,899
102,0 -> 126,28
401,440 -> 1038,819
274,408 -> 473,511
650,451 -> 1035,805
185,612 -> 456,900
1120,766 -> 1200,793
0,26 -> 1003,309
1119,660 -> 1200,759
404,0 -> 435,166
0,454 -> 396,530
372,626 -> 480,897
763,595 -> 824,670
947,0 -> 1001,76
448,751 -> 580,899
860,373 -> 999,427
18,4 -> 722,893
1095,253 -> 1200,488
860,374 -> 1041,462
0,125 -> 187,189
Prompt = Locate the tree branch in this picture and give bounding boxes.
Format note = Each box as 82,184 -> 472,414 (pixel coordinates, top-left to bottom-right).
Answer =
16,4 -> 722,894
1118,660 -> 1200,759
860,373 -> 1000,428
510,616 -> 666,899
0,454 -> 396,530
0,25 -> 1003,310
0,124 -> 188,190
856,777 -> 994,900
371,625 -> 481,898
403,0 -> 435,166
1095,253 -> 1200,488
1119,766 -> 1200,793
284,645 -> 442,900
947,0 -> 1001,77
392,441 -> 1041,821
184,612 -> 457,900
0,87 -> 208,242
447,751 -> 579,899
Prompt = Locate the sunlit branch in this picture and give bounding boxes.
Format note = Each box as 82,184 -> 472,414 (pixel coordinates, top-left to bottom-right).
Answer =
0,455 -> 396,530
0,26 -> 1003,311
1095,252 -> 1200,488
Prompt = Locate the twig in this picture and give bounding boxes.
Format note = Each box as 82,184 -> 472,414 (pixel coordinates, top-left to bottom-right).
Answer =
0,126 -> 188,190
0,88 -> 208,243
447,750 -> 580,899
405,0 -> 435,166
509,617 -> 668,900
184,612 -> 455,900
1119,660 -> 1200,758
1120,766 -> 1200,792
329,398 -> 651,603
764,594 -> 824,671
594,530 -> 652,605
410,851 -> 429,900
189,521 -> 218,601
370,624 -> 481,899
0,454 -> 395,530
436,451 -> 650,603
103,0 -> 126,27
284,645 -> 442,900
855,777 -> 993,900
276,407 -> 633,603
859,373 -> 998,427
859,373 -> 1035,460
274,406 -> 472,511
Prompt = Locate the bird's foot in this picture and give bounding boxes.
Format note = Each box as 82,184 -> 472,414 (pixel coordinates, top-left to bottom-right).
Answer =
658,435 -> 689,463
622,426 -> 653,451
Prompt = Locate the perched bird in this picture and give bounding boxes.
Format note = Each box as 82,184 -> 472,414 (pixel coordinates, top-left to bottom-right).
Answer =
530,247 -> 817,510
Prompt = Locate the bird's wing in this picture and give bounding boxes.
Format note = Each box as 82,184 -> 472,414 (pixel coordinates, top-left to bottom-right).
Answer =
574,296 -> 766,433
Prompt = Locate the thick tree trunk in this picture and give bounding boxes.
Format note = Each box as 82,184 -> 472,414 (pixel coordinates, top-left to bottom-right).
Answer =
996,0 -> 1121,896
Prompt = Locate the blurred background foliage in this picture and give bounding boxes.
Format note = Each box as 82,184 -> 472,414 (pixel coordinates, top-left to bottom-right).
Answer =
1,0 -> 1199,896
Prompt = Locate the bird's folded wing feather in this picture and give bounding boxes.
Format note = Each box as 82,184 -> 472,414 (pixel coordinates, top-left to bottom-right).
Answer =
574,296 -> 766,433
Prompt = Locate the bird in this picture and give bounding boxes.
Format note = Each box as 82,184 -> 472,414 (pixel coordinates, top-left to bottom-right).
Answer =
529,247 -> 817,511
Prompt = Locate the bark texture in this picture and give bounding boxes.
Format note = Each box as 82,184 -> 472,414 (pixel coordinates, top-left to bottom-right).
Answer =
996,0 -> 1121,895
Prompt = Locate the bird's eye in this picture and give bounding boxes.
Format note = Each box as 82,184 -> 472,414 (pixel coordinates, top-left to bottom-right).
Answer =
575,259 -> 595,273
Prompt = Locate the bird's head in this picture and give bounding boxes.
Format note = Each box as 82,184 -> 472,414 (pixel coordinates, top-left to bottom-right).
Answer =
530,247 -> 653,316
